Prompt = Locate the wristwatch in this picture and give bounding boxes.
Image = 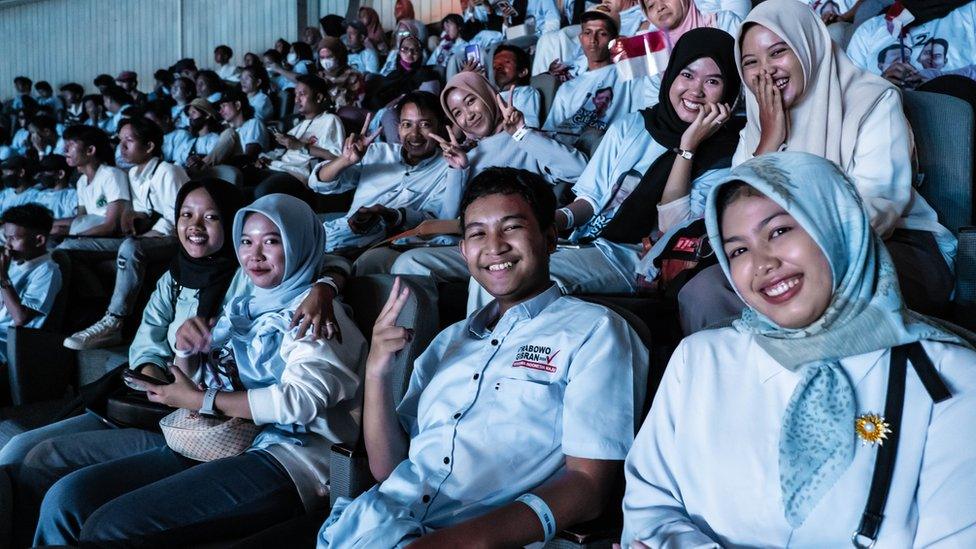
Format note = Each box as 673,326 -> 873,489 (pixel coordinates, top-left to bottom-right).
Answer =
199,387 -> 220,416
673,148 -> 695,160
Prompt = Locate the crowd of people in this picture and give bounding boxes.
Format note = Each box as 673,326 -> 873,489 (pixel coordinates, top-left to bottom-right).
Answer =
0,0 -> 973,546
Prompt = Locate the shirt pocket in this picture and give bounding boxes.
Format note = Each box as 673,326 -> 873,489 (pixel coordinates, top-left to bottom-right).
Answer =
485,376 -> 562,459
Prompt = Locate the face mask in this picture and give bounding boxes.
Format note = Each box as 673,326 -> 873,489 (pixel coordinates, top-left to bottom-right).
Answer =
286,52 -> 299,65
320,58 -> 336,71
37,173 -> 59,189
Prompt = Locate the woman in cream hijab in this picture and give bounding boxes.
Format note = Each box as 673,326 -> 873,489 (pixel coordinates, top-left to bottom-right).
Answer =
676,0 -> 956,334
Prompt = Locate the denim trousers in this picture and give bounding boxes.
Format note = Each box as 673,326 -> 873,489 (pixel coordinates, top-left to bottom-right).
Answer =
34,446 -> 304,547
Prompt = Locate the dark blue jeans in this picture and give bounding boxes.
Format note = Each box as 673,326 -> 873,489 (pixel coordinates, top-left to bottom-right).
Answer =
34,446 -> 304,547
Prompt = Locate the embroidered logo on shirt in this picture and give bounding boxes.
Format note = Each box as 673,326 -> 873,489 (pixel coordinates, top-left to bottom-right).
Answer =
96,195 -> 107,208
512,345 -> 560,373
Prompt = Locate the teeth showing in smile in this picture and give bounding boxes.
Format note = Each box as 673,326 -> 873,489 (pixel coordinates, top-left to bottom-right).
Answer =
187,235 -> 207,244
682,99 -> 701,111
774,78 -> 789,89
488,261 -> 514,272
763,276 -> 799,297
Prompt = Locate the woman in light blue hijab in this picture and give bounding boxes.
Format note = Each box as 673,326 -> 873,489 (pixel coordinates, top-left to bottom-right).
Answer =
33,194 -> 368,547
622,152 -> 976,547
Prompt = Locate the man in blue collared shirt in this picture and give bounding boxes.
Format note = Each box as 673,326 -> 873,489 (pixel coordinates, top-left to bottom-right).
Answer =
318,167 -> 648,547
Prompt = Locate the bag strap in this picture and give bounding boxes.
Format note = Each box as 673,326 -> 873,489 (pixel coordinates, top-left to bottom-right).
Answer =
853,342 -> 952,547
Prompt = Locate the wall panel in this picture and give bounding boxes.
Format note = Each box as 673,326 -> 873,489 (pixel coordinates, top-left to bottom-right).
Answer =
0,0 -> 304,99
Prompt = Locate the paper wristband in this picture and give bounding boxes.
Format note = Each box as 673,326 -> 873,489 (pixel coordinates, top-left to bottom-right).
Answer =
557,207 -> 575,230
511,125 -> 531,142
516,493 -> 556,542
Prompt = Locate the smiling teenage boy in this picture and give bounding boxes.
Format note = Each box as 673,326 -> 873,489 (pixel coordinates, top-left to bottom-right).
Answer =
318,167 -> 648,547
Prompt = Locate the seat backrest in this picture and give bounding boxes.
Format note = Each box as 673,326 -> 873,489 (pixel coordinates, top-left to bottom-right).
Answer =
530,72 -> 561,127
277,88 -> 296,128
902,90 -> 975,233
343,274 -> 440,404
199,164 -> 243,187
44,250 -> 72,332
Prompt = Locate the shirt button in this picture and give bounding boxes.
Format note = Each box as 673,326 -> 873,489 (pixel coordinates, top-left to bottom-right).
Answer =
473,373 -> 479,380
422,495 -> 430,503
453,413 -> 461,419
443,457 -> 450,464
491,339 -> 499,346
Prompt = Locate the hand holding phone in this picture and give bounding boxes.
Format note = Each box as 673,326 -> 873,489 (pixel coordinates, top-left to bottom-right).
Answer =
122,368 -> 173,387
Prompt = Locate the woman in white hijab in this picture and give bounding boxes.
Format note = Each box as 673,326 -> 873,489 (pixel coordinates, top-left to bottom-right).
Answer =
678,0 -> 956,333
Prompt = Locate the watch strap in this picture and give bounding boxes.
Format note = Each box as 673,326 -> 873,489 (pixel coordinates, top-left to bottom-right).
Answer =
199,387 -> 220,416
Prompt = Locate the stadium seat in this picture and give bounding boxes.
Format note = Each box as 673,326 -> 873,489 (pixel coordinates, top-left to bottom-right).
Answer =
531,72 -> 561,128
199,164 -> 244,187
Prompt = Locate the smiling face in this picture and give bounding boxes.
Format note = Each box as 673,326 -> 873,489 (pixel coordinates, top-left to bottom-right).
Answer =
238,212 -> 285,289
178,187 -> 224,259
399,38 -> 422,65
493,50 -> 524,89
740,24 -> 805,109
721,189 -> 832,329
668,57 -> 726,123
579,19 -> 613,64
642,0 -> 689,30
446,88 -> 494,138
398,102 -> 441,163
460,193 -> 555,311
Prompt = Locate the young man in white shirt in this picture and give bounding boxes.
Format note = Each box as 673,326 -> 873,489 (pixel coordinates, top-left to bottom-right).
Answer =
58,83 -> 86,126
213,44 -> 242,83
217,90 -> 268,162
494,44 -> 543,128
543,6 -> 655,147
249,75 -> 345,204
318,166 -> 648,547
0,204 -> 62,365
62,118 -> 189,349
57,125 -> 129,238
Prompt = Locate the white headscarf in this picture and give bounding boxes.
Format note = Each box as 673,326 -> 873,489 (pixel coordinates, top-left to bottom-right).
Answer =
733,0 -> 896,170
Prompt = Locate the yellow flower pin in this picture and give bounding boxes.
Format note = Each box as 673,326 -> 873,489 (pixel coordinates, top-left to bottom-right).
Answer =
855,413 -> 892,446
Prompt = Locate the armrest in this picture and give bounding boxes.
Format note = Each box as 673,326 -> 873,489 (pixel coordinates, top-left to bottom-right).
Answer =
953,226 -> 976,331
329,443 -> 377,508
6,326 -> 76,406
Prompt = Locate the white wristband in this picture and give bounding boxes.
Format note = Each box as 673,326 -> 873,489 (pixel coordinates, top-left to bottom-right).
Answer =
557,207 -> 575,230
199,387 -> 219,416
517,493 -> 556,542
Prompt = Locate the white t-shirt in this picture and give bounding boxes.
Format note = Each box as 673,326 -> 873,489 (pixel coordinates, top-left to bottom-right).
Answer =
249,92 -> 274,122
128,157 -> 189,235
236,118 -> 269,151
269,112 -> 345,181
76,163 -> 130,217
847,2 -> 976,75
500,85 -> 543,129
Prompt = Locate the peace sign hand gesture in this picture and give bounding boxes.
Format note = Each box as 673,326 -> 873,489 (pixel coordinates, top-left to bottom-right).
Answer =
341,113 -> 382,165
430,127 -> 470,170
495,86 -> 526,135
364,277 -> 413,379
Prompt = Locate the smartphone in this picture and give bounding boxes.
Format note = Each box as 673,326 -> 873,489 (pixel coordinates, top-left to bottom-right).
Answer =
122,368 -> 172,386
268,125 -> 282,135
465,44 -> 482,64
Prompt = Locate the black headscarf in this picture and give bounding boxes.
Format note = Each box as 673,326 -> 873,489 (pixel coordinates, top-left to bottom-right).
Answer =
600,27 -> 745,244
169,178 -> 245,319
902,0 -> 970,27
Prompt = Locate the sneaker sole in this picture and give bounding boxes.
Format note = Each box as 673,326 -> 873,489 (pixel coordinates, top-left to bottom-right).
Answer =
63,337 -> 121,351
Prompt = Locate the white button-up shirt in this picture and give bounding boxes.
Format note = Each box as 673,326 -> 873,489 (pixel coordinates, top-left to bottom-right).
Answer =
319,285 -> 648,547
128,157 -> 189,235
622,328 -> 976,547
316,143 -> 465,252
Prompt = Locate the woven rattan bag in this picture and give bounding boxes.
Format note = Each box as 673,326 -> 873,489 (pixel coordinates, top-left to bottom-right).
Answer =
159,408 -> 262,462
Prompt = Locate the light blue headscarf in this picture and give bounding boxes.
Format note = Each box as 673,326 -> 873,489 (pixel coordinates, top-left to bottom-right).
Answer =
208,193 -> 327,388
703,151 -> 965,528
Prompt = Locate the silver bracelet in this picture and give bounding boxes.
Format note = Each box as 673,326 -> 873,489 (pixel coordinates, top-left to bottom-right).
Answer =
557,207 -> 575,230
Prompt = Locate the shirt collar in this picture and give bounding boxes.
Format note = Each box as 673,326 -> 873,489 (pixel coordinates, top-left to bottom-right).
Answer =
12,252 -> 50,272
467,284 -> 561,339
395,145 -> 440,169
756,341 -> 888,387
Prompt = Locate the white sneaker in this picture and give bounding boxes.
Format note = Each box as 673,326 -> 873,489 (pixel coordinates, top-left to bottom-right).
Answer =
63,314 -> 123,350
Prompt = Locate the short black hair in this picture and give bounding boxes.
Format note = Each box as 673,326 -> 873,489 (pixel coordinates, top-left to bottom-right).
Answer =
263,49 -> 283,64
62,125 -> 114,164
153,69 -> 174,86
93,74 -> 115,88
320,14 -> 345,37
35,81 -> 53,93
1,203 -> 54,235
241,65 -> 270,91
441,13 -> 464,28
196,70 -> 224,94
145,99 -> 174,121
395,90 -> 447,129
217,89 -> 254,119
102,86 -> 132,106
459,167 -> 556,232
494,44 -> 532,86
291,41 -> 313,61
29,113 -> 57,133
82,93 -> 103,107
296,75 -> 331,104
13,76 -> 32,88
214,44 -> 233,57
118,116 -> 164,158
59,82 -> 84,96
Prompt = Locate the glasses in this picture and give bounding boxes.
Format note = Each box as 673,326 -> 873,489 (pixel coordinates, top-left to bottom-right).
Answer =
400,46 -> 421,55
